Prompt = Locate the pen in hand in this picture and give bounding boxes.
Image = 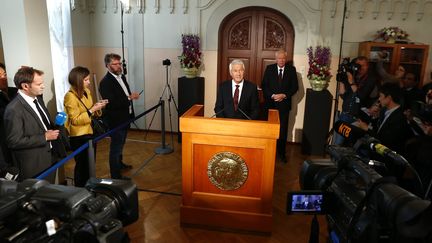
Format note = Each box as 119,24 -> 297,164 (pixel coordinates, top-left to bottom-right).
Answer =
139,90 -> 144,95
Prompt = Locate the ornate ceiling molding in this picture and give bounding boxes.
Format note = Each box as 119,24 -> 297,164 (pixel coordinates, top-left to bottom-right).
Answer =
328,0 -> 432,21
71,0 -> 192,14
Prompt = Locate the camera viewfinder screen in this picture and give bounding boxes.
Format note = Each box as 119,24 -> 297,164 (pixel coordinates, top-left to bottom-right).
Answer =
290,194 -> 323,213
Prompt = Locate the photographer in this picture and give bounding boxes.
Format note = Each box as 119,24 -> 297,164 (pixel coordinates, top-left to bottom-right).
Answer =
334,56 -> 379,144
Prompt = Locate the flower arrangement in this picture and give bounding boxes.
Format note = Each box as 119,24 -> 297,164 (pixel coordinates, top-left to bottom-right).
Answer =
376,27 -> 409,41
178,34 -> 202,69
306,46 -> 332,81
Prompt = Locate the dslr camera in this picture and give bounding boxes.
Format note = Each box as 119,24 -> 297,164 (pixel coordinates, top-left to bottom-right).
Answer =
0,178 -> 139,242
336,57 -> 361,84
162,59 -> 171,66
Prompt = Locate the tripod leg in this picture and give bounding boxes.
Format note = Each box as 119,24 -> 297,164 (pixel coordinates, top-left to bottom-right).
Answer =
166,84 -> 178,112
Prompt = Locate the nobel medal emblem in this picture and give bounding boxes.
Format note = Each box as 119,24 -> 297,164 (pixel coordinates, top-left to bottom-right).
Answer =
207,152 -> 248,190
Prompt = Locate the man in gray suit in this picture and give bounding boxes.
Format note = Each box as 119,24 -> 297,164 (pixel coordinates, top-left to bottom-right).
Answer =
3,67 -> 59,182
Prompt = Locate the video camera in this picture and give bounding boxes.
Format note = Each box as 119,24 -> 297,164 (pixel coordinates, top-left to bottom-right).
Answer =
0,178 -> 139,242
336,57 -> 361,85
290,142 -> 432,243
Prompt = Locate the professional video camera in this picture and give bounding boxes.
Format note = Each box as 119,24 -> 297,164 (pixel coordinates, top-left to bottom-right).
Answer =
0,178 -> 139,243
336,57 -> 361,85
290,144 -> 432,243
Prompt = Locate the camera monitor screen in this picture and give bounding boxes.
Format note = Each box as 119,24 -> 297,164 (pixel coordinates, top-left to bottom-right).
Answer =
287,191 -> 325,214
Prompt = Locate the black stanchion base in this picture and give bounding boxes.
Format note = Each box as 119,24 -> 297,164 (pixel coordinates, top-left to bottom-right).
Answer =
155,146 -> 174,154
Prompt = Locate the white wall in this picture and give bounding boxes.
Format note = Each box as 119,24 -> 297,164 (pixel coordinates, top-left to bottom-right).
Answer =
3,0 -> 431,142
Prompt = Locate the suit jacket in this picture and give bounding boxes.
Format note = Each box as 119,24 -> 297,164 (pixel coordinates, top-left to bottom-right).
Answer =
99,72 -> 135,128
64,88 -> 102,137
373,107 -> 412,154
261,63 -> 298,113
214,80 -> 260,120
0,87 -> 18,166
3,94 -> 53,180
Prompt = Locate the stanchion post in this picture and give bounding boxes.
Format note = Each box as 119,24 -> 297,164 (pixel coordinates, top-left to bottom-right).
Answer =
88,139 -> 96,178
155,100 -> 173,154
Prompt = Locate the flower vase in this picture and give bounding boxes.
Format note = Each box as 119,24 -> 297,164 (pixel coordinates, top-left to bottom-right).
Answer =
309,78 -> 329,91
182,67 -> 199,78
386,37 -> 396,44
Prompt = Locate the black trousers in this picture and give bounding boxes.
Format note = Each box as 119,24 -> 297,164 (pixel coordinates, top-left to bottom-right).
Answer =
69,134 -> 96,187
277,110 -> 289,157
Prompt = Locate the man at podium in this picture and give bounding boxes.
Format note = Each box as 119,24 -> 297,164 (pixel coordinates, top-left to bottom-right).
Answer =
214,59 -> 259,120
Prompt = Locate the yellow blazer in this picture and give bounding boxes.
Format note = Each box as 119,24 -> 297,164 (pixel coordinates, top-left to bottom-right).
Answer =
64,88 -> 101,137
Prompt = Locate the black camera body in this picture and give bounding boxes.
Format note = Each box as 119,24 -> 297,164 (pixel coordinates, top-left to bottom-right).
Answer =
336,57 -> 361,85
298,146 -> 432,243
0,178 -> 139,242
162,59 -> 171,66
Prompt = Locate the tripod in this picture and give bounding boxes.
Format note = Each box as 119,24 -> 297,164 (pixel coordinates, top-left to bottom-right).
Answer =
145,61 -> 177,154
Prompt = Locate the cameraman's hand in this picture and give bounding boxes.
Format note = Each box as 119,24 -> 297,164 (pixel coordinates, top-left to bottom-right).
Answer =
357,119 -> 369,131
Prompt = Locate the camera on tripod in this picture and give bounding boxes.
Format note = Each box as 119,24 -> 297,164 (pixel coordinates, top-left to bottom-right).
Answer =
289,144 -> 432,243
162,59 -> 171,66
0,178 -> 139,242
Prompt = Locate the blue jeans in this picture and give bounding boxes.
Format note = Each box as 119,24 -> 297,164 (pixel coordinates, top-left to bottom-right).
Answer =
109,128 -> 128,179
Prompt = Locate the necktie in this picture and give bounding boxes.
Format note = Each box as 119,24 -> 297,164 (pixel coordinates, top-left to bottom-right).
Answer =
34,99 -> 51,130
233,85 -> 240,111
278,69 -> 283,82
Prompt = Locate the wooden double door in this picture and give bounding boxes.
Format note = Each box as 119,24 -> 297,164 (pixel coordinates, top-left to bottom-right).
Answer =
218,7 -> 295,89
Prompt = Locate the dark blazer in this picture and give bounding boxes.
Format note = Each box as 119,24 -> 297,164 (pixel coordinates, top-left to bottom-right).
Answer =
99,72 -> 135,128
3,94 -> 53,180
214,80 -> 260,120
261,63 -> 298,112
373,107 -> 412,154
0,87 -> 18,166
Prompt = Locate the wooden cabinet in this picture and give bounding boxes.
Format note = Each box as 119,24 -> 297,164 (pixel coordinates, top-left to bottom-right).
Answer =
358,41 -> 429,85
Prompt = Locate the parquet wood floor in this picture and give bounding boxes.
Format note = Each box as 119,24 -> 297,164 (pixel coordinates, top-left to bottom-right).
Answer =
64,130 -> 329,243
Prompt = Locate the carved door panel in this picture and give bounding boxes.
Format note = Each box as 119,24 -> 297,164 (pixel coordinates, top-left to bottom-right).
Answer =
218,7 -> 294,90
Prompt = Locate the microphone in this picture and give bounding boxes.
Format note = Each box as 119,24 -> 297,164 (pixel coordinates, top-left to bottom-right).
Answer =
333,120 -> 365,142
238,107 -> 252,120
334,121 -> 409,166
54,111 -> 67,127
211,108 -> 225,118
368,142 -> 409,166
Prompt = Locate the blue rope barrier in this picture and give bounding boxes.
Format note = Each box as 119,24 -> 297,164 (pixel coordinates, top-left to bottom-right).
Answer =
35,101 -> 162,180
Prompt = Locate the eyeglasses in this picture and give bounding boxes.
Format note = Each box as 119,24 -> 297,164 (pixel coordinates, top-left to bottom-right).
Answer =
110,62 -> 122,66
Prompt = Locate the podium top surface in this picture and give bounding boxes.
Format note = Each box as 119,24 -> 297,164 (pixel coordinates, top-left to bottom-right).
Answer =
179,105 -> 280,139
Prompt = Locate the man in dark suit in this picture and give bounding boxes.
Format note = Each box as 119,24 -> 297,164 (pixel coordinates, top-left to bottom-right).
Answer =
262,49 -> 299,163
0,63 -> 18,167
3,67 -> 59,182
214,59 -> 259,120
358,82 -> 412,154
99,53 -> 140,179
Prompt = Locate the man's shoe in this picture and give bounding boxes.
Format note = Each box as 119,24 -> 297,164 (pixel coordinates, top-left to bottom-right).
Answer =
120,162 -> 133,170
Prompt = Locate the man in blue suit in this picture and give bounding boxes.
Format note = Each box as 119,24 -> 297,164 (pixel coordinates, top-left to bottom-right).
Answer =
214,59 -> 260,120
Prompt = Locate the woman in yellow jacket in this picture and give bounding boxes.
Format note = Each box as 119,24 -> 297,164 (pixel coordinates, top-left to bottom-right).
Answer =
64,66 -> 107,187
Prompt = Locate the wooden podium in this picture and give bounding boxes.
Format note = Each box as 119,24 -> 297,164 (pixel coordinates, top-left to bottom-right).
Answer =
179,105 -> 279,232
